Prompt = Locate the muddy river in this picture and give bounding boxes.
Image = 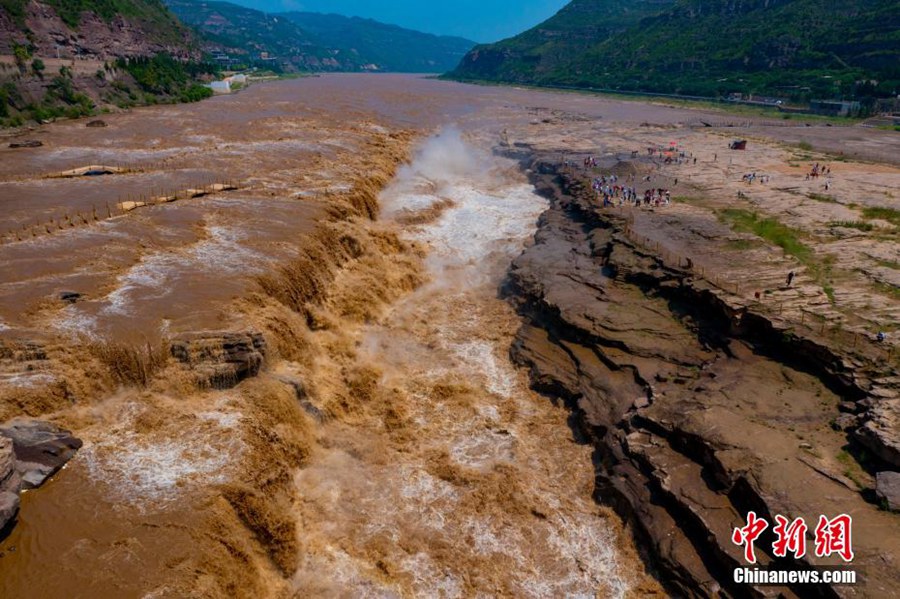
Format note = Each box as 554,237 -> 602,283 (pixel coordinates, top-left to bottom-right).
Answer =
4,74 -> 896,597
0,74 -> 683,597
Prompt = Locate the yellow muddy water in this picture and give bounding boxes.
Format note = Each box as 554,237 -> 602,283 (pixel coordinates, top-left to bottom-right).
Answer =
282,131 -> 647,596
0,75 -> 681,597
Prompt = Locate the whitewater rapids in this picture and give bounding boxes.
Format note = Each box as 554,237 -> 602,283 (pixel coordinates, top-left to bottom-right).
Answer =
285,129 -> 640,597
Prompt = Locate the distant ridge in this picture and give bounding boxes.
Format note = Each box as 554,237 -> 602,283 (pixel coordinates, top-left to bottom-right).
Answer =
282,11 -> 475,73
164,0 -> 337,70
448,0 -> 900,104
165,0 -> 476,73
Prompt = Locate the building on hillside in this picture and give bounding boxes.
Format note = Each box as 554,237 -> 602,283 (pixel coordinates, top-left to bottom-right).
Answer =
725,92 -> 787,107
207,80 -> 231,94
210,52 -> 241,68
874,97 -> 900,115
809,100 -> 861,117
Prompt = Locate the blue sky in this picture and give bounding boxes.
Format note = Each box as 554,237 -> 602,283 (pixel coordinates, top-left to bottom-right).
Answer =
227,0 -> 570,43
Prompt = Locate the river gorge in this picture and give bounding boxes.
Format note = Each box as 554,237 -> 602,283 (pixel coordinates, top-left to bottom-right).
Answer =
0,74 -> 898,598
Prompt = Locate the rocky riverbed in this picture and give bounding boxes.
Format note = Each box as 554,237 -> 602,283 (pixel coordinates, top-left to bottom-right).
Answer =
503,151 -> 900,597
0,419 -> 81,534
0,74 -> 898,596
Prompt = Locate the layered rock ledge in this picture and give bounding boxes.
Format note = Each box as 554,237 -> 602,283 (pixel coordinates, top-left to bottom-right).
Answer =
504,153 -> 900,598
170,331 -> 266,389
0,419 -> 81,536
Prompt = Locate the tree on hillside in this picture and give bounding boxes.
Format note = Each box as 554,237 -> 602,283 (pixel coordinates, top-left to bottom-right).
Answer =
31,58 -> 45,79
13,44 -> 30,74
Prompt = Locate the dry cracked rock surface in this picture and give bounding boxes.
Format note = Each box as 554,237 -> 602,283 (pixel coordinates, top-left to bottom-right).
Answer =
503,152 -> 900,598
0,419 -> 81,534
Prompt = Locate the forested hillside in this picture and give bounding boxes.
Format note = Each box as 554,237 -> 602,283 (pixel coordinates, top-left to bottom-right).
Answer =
165,0 -> 475,73
449,0 -> 900,103
282,11 -> 475,73
0,0 -> 213,126
164,0 -> 345,71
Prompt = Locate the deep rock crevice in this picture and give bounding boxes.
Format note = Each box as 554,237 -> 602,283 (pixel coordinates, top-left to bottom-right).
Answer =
503,152 -> 900,598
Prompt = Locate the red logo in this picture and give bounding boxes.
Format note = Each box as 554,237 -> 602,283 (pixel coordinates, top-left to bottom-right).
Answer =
732,511 -> 769,564
772,515 -> 808,559
814,514 -> 854,562
732,513 -> 854,564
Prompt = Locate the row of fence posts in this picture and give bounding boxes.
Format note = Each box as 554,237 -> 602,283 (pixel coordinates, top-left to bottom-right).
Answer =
6,158 -> 191,182
0,176 -> 238,246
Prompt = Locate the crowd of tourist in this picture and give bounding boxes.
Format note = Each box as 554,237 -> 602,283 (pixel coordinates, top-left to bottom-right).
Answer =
591,173 -> 673,207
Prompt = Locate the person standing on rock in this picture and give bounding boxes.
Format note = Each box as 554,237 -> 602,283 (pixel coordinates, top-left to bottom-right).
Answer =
786,271 -> 795,287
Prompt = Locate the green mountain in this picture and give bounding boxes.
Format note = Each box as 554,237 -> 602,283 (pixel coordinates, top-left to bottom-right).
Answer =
0,0 -> 214,127
164,0 -> 344,70
1,0 -> 179,30
450,0 -> 673,82
448,0 -> 900,102
0,0 -> 194,57
165,0 -> 476,73
281,12 -> 475,73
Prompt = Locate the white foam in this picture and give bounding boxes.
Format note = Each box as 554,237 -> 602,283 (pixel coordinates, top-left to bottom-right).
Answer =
0,372 -> 57,388
399,552 -> 463,599
293,547 -> 402,598
540,512 -> 630,599
184,134 -> 222,144
294,128 -> 631,597
398,468 -> 458,504
101,223 -> 269,314
103,255 -> 171,315
456,510 -> 630,598
462,516 -> 518,556
410,184 -> 545,264
448,426 -> 516,469
45,146 -> 184,163
197,409 -> 243,428
212,138 -> 321,158
52,304 -> 99,339
445,339 -> 517,399
82,403 -> 245,510
477,405 -> 501,422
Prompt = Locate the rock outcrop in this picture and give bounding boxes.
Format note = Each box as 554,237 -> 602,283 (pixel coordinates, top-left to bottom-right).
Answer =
0,437 -> 18,533
877,472 -> 900,513
0,419 -> 82,535
504,153 -> 900,597
7,140 -> 43,148
170,331 -> 266,389
854,407 -> 900,469
0,1 -> 194,60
